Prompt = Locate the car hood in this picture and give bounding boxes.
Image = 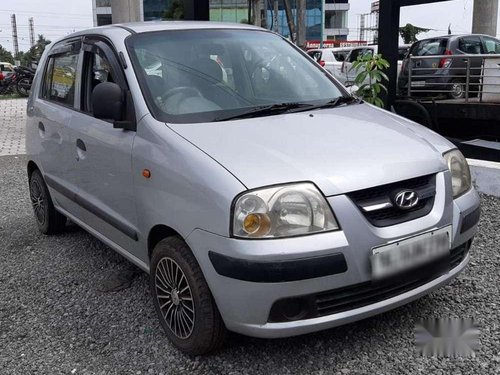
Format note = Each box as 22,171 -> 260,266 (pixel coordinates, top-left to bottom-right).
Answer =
168,103 -> 453,196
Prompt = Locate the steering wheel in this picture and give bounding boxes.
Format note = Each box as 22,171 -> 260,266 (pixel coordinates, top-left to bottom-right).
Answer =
160,86 -> 203,104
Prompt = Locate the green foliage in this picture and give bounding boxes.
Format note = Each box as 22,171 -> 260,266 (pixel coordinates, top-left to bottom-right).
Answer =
350,53 -> 390,108
0,44 -> 15,64
399,23 -> 430,44
163,0 -> 184,20
16,35 -> 51,67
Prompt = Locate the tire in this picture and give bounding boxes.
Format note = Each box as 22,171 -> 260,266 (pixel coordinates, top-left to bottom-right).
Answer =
449,79 -> 465,99
29,169 -> 66,234
150,237 -> 227,355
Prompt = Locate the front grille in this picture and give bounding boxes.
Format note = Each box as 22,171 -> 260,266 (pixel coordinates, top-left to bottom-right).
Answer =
348,174 -> 436,227
268,242 -> 470,322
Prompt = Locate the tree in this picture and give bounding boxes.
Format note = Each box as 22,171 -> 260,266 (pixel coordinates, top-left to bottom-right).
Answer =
0,44 -> 14,64
399,23 -> 430,44
351,53 -> 390,108
283,0 -> 296,43
18,34 -> 51,66
163,0 -> 184,20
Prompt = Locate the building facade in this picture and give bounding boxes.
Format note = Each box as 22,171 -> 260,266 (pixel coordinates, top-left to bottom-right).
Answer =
92,0 -> 350,45
93,0 -> 174,26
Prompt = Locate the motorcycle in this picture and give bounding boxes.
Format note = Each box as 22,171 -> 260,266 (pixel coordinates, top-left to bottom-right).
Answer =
0,72 -> 17,95
14,66 -> 36,97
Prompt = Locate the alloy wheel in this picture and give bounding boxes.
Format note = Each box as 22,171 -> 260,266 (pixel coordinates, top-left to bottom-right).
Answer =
30,178 -> 46,226
155,257 -> 195,339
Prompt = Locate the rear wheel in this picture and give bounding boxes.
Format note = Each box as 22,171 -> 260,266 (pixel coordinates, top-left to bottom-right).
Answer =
449,79 -> 465,99
150,237 -> 226,355
29,170 -> 66,234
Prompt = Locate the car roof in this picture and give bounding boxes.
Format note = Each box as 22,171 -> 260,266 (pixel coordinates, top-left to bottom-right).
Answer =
64,21 -> 263,38
49,21 -> 272,48
416,33 -> 497,42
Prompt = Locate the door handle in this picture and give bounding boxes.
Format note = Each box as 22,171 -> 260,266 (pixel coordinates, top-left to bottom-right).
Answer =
76,138 -> 87,151
76,139 -> 87,161
38,122 -> 46,138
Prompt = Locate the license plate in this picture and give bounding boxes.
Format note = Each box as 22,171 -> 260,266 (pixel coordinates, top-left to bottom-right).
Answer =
411,81 -> 426,87
371,226 -> 451,280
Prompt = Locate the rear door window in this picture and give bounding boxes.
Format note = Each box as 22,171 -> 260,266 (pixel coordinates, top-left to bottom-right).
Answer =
411,39 -> 447,56
332,51 -> 347,62
483,37 -> 500,54
458,37 -> 483,54
42,51 -> 80,107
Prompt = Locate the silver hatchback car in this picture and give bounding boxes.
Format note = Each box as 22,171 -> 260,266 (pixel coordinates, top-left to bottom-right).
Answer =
26,22 -> 480,355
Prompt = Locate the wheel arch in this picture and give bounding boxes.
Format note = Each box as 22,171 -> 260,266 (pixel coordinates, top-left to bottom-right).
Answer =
27,160 -> 40,178
147,224 -> 183,259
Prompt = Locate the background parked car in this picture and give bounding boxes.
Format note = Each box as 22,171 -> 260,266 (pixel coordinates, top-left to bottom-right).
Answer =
398,34 -> 500,99
340,46 -> 378,85
397,44 -> 411,78
0,62 -> 15,80
307,47 -> 353,82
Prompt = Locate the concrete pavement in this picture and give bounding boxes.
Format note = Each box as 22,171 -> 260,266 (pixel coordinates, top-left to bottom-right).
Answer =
0,98 -> 27,156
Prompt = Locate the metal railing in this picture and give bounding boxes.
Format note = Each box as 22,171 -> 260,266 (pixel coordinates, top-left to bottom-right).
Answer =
406,54 -> 500,103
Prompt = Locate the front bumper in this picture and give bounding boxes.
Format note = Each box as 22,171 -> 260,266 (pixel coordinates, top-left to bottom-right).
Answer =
186,172 -> 480,338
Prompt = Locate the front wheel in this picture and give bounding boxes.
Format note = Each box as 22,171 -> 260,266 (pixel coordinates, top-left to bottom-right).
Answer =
150,237 -> 227,355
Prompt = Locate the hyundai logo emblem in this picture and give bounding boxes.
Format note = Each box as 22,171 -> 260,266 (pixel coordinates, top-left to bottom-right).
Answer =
394,190 -> 419,210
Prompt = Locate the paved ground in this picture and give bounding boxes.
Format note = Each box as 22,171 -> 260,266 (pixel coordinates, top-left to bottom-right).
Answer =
0,154 -> 499,374
1,98 -> 499,374
0,98 -> 27,156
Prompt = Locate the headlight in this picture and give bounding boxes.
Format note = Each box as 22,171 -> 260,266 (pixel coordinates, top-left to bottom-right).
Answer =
232,183 -> 339,239
443,149 -> 471,198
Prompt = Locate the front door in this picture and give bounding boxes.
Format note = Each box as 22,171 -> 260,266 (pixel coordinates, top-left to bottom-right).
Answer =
70,38 -> 139,252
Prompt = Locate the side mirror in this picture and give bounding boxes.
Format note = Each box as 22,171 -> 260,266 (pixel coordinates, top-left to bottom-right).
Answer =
92,82 -> 135,131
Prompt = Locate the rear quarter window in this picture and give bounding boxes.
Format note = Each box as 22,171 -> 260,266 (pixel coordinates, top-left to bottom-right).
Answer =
411,39 -> 447,56
307,51 -> 322,62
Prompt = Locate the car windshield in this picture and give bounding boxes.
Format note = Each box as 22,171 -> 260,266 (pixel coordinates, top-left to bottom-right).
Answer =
127,29 -> 346,123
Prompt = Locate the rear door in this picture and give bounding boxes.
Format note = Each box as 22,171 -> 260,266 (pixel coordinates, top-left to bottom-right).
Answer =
33,40 -> 82,218
457,36 -> 484,92
70,37 -> 139,251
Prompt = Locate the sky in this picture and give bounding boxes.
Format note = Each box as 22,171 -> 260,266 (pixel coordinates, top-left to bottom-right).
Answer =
1,0 -> 500,53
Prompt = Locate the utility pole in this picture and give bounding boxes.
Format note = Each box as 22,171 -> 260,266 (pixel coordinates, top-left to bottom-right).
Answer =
472,0 -> 498,37
296,0 -> 306,49
283,0 -> 296,43
11,14 -> 19,56
110,0 -> 142,23
320,0 -> 325,48
251,0 -> 261,27
29,17 -> 35,48
273,0 -> 279,33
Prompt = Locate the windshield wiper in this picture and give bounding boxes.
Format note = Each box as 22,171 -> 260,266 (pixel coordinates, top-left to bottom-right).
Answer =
213,102 -> 313,122
306,96 -> 362,111
213,97 -> 361,122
